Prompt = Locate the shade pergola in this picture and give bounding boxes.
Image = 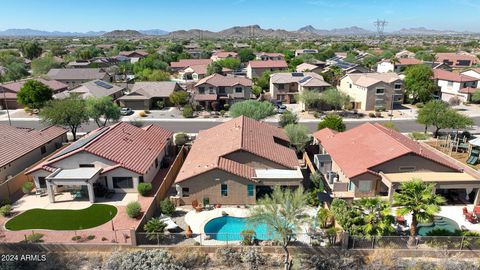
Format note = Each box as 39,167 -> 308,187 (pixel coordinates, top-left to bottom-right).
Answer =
45,168 -> 101,203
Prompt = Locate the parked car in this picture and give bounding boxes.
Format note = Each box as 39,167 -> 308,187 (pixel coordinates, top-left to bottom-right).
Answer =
120,107 -> 133,116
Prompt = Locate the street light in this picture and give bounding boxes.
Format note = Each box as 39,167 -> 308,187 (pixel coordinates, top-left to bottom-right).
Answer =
0,69 -> 12,126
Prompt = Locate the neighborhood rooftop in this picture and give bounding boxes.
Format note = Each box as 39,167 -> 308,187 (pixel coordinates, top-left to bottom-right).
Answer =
46,68 -> 108,80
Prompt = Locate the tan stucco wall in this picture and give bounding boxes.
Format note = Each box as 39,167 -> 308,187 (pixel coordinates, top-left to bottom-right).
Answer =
371,153 -> 456,173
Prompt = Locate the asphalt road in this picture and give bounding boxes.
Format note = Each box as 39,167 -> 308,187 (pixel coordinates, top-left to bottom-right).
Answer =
2,117 -> 480,133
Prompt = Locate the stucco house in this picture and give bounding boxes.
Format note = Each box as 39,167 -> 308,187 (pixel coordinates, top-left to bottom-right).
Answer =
338,72 -> 404,111
0,124 -> 67,183
269,72 -> 331,105
170,59 -> 213,72
118,50 -> 149,63
255,52 -> 285,61
210,51 -> 238,62
118,81 -> 184,110
313,123 -> 480,205
46,68 -> 111,89
435,52 -> 479,68
246,60 -> 288,79
193,74 -> 253,109
433,69 -> 478,102
55,80 -> 125,100
174,116 -> 303,205
296,63 -> 323,74
26,122 -> 173,203
0,78 -> 68,109
295,49 -> 318,57
376,58 -> 423,73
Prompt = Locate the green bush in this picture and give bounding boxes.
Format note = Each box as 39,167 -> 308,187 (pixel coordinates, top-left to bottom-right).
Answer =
22,181 -> 34,194
0,204 -> 12,217
126,201 -> 142,218
26,233 -> 44,243
317,114 -> 346,132
279,110 -> 298,127
182,105 -> 194,118
241,229 -> 256,246
144,217 -> 167,240
368,112 -> 376,118
71,235 -> 81,241
415,102 -> 424,108
156,101 -> 165,109
229,100 -> 276,120
174,132 -> 189,146
409,132 -> 428,140
160,198 -> 175,216
87,235 -> 95,240
137,183 -> 152,196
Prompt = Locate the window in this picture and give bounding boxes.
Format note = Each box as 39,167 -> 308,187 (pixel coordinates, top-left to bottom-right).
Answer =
376,88 -> 385,95
79,164 -> 95,168
358,180 -> 372,193
139,176 -> 144,183
348,181 -> 355,192
112,177 -> 133,189
182,187 -> 190,197
278,84 -> 285,90
198,87 -> 205,94
448,81 -> 453,86
349,83 -> 352,88
235,87 -> 243,93
320,162 -> 324,167
221,184 -> 228,196
209,87 -> 214,94
247,184 -> 254,196
394,83 -> 402,89
40,145 -> 46,154
38,177 -> 46,188
219,87 -> 226,93
155,158 -> 159,168
399,166 -> 416,172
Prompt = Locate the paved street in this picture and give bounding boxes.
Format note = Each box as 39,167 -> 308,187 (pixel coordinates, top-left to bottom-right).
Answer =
2,117 -> 480,134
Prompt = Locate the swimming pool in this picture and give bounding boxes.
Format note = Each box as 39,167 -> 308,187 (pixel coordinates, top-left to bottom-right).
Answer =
204,216 -> 274,241
417,216 -> 460,236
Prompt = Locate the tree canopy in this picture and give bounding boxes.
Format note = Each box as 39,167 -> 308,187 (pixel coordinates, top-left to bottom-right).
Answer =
284,124 -> 310,153
169,91 -> 189,108
417,100 -> 473,137
279,110 -> 298,127
31,56 -> 61,76
404,65 -> 436,103
317,114 -> 346,132
229,100 -> 276,120
17,80 -> 53,110
20,41 -> 43,59
85,96 -> 121,127
320,88 -> 350,111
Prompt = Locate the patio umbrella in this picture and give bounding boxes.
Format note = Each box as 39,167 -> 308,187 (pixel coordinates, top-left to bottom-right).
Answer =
160,216 -> 179,231
469,137 -> 480,147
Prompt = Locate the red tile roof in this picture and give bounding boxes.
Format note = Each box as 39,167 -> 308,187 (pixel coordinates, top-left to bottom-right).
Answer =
459,87 -> 478,94
397,58 -> 422,65
248,60 -> 288,68
435,53 -> 478,67
195,74 -> 252,87
175,116 -> 298,183
0,124 -> 67,168
433,69 -> 478,82
313,123 -> 462,179
28,122 -> 172,175
171,59 -> 212,68
212,51 -> 238,58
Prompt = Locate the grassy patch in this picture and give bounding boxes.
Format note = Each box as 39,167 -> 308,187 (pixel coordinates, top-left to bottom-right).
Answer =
5,204 -> 117,231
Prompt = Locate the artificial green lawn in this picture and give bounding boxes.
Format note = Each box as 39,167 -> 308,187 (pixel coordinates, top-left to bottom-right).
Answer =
5,204 -> 118,231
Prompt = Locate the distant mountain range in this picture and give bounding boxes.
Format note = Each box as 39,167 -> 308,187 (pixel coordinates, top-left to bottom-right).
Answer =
0,26 -> 477,37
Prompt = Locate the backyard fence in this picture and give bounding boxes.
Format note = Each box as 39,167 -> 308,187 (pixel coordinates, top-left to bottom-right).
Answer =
349,235 -> 480,250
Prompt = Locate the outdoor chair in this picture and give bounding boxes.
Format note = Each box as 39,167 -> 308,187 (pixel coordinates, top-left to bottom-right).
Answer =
191,199 -> 202,212
466,213 -> 478,224
463,207 -> 469,216
185,225 -> 193,239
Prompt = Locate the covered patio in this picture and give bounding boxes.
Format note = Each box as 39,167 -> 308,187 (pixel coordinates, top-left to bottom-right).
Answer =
45,167 -> 102,203
380,171 -> 480,205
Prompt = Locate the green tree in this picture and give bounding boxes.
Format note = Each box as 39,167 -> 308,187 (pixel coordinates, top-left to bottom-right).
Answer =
252,71 -> 270,90
394,179 -> 446,243
279,110 -> 298,127
296,89 -> 321,111
307,172 -> 325,207
249,187 -> 309,270
404,65 -> 436,103
443,108 -> 474,135
229,100 -> 276,120
284,124 -> 310,153
206,61 -> 223,75
2,62 -> 29,82
238,48 -> 255,62
320,88 -> 350,111
31,56 -> 61,76
136,69 -> 170,81
85,96 -> 121,127
355,197 -> 395,237
317,208 -> 334,229
169,91 -> 189,108
40,94 -> 89,141
317,114 -> 346,132
416,100 -> 472,137
323,65 -> 343,86
217,58 -> 241,70
472,90 -> 480,103
20,41 -> 43,59
143,217 -> 167,241
251,85 -> 263,97
17,80 -> 53,110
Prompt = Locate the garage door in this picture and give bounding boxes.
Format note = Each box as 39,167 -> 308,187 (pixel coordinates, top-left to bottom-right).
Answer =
123,100 -> 147,110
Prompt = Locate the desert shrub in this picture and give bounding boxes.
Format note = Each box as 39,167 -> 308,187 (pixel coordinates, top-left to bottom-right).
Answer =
448,96 -> 461,106
156,101 -> 165,109
240,229 -> 256,246
144,110 -> 151,114
104,249 -> 186,270
22,182 -> 34,194
174,132 -> 189,146
160,198 -> 175,216
215,247 -> 242,267
229,100 -> 276,120
175,249 -> 210,269
144,217 -> 166,241
241,248 -> 266,270
279,110 -> 298,127
138,111 -> 147,117
409,131 -> 428,140
87,235 -> 95,240
375,111 -> 382,117
71,236 -> 81,241
368,112 -> 376,117
101,237 -> 108,241
137,183 -> 152,196
0,199 -> 10,207
301,254 -> 363,270
415,102 -> 424,108
126,201 -> 142,218
0,204 -> 12,217
182,105 -> 194,118
26,233 -> 44,243
223,103 -> 230,111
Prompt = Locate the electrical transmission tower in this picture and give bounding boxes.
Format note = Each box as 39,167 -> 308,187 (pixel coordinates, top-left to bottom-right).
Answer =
373,19 -> 388,37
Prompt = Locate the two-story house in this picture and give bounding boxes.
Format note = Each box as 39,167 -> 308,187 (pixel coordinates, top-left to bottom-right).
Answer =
338,72 -> 404,111
269,72 -> 331,106
295,49 -> 318,57
193,74 -> 253,109
246,60 -> 288,79
255,52 -> 285,61
434,69 -> 478,102
435,52 -> 479,68
211,51 -> 238,62
376,58 -> 423,73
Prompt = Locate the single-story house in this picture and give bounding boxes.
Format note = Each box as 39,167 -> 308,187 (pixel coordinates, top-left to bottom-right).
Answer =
255,52 -> 285,61
175,116 -> 303,205
313,122 -> 480,205
26,122 -> 173,203
46,68 -> 111,89
377,58 -> 423,73
118,81 -> 184,110
0,78 -> 68,109
246,60 -> 288,79
55,80 -> 125,100
295,49 -> 318,57
118,50 -> 149,63
211,51 -> 238,61
296,63 -> 323,74
0,124 -> 67,183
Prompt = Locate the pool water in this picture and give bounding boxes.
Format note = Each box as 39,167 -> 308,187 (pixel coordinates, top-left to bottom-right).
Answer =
204,216 -> 274,241
417,216 -> 460,236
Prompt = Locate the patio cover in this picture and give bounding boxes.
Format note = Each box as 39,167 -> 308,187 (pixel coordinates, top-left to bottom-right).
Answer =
469,137 -> 480,147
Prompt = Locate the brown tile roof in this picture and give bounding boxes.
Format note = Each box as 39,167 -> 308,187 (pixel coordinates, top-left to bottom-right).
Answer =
47,68 -> 107,81
195,74 -> 252,87
397,58 -> 423,65
119,50 -> 149,57
175,116 -> 298,183
0,124 -> 67,168
433,69 -> 478,82
212,51 -> 238,58
435,52 -> 478,67
313,123 -> 462,179
1,78 -> 67,93
248,60 -> 288,68
348,72 -> 401,87
170,59 -> 212,69
118,81 -> 181,100
28,122 -> 172,175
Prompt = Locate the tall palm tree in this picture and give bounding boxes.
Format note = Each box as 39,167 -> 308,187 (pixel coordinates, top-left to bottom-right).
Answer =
249,187 -> 309,270
393,179 -> 446,244
354,197 -> 395,237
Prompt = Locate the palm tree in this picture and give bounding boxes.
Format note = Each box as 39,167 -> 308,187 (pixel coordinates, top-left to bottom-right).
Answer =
317,207 -> 334,229
393,179 -> 446,244
354,197 -> 395,237
249,187 -> 309,270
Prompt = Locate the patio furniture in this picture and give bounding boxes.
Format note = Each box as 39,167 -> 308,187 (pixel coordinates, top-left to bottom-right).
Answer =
185,225 -> 192,239
159,215 -> 179,231
474,206 -> 480,215
192,199 -> 202,212
396,215 -> 406,225
466,213 -> 478,224
463,207 -> 469,216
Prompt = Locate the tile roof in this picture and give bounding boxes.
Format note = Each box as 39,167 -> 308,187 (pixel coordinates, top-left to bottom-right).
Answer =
170,59 -> 212,69
397,58 -> 423,65
0,124 -> 67,168
67,80 -> 125,99
257,52 -> 284,57
347,72 -> 401,87
270,72 -> 326,85
248,60 -> 288,68
212,51 -> 238,58
175,116 -> 298,183
47,68 -> 107,80
433,69 -> 478,82
296,63 -> 320,72
195,74 -> 252,87
313,123 -> 462,179
1,78 -> 67,93
435,52 -> 478,67
119,50 -> 149,57
459,87 -> 478,94
28,122 -> 172,175
118,81 -> 181,100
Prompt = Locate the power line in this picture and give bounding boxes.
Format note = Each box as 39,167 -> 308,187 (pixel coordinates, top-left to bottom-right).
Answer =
373,19 -> 388,37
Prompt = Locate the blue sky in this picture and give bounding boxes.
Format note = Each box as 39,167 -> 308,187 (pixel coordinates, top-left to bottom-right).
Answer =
1,0 -> 479,32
